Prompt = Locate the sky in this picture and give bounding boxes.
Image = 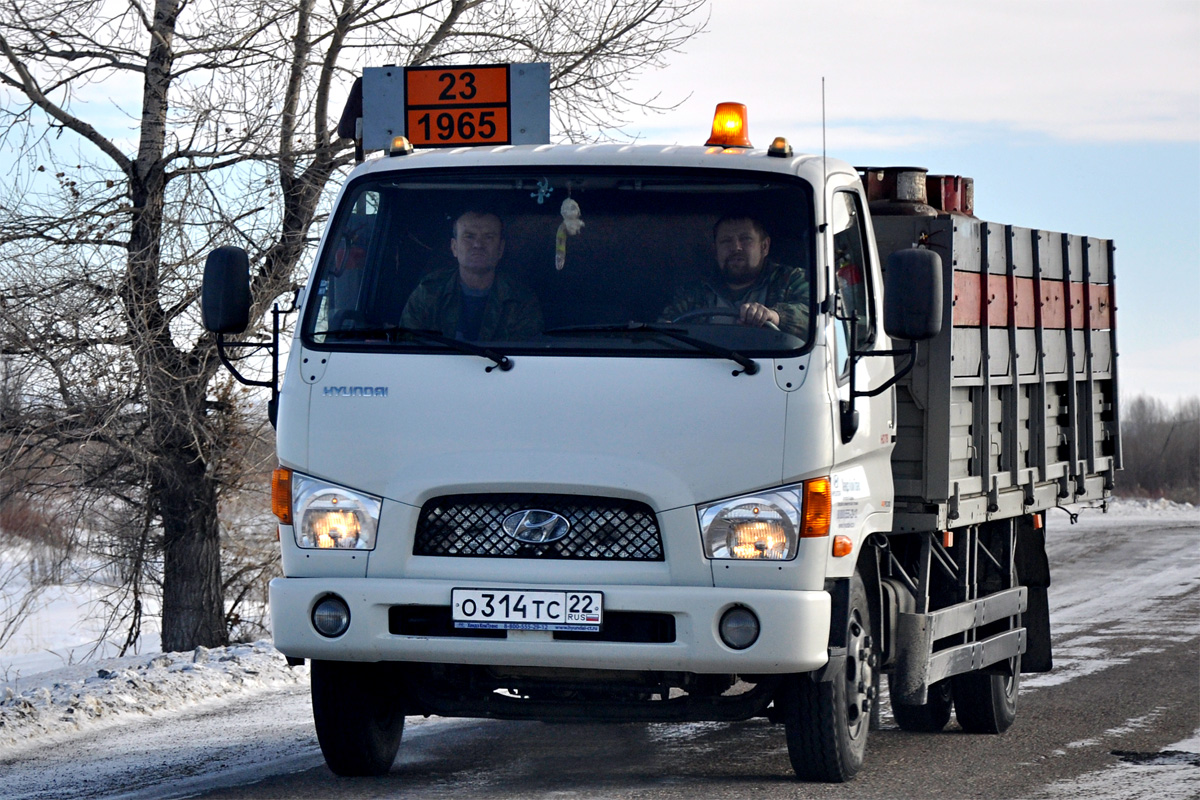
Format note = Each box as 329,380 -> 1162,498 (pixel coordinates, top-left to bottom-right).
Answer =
621,0 -> 1200,403
1,1 -> 1194,402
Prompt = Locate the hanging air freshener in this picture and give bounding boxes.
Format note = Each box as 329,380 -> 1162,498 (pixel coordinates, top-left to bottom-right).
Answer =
555,196 -> 584,270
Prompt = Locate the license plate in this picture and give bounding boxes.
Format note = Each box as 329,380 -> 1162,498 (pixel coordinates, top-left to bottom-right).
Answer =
451,588 -> 603,631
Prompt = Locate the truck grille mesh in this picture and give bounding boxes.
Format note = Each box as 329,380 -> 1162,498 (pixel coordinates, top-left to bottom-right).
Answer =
414,494 -> 664,561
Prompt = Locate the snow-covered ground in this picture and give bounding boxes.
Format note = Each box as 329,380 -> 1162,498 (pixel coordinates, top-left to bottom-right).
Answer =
1030,730 -> 1200,800
0,641 -> 307,754
0,538 -> 162,679
0,497 -> 1196,792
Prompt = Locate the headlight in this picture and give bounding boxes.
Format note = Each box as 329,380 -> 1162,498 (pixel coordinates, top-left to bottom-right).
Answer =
291,474 -> 381,550
698,487 -> 801,560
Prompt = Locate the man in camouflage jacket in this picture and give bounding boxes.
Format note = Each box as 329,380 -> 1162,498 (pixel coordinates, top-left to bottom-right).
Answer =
401,211 -> 543,341
660,216 -> 809,336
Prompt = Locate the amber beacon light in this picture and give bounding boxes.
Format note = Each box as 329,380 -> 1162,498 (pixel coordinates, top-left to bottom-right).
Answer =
706,102 -> 752,148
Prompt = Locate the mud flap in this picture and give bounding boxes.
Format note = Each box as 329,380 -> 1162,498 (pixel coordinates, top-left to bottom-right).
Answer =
892,612 -> 933,705
1016,517 -> 1053,672
810,578 -> 851,684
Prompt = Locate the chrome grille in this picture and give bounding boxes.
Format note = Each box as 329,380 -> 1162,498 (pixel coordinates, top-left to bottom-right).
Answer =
414,494 -> 663,561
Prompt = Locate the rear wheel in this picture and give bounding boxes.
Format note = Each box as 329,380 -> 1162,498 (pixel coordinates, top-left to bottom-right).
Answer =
311,660 -> 406,776
952,655 -> 1020,733
888,677 -> 952,732
782,572 -> 875,782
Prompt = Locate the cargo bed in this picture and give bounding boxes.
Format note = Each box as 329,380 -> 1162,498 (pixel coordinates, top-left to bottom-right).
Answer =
873,214 -> 1120,531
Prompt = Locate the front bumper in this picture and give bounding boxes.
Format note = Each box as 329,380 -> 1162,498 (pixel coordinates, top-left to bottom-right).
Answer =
271,577 -> 831,674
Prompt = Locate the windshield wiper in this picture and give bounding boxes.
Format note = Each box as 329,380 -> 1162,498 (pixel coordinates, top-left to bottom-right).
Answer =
543,322 -> 759,376
314,324 -> 513,372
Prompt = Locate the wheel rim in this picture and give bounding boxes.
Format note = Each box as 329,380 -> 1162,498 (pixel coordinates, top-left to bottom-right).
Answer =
845,607 -> 874,740
1001,655 -> 1020,701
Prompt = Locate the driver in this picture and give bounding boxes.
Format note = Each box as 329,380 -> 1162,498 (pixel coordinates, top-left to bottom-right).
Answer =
660,215 -> 809,335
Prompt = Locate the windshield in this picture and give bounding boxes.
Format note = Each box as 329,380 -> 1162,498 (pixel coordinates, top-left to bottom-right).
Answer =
302,167 -> 815,357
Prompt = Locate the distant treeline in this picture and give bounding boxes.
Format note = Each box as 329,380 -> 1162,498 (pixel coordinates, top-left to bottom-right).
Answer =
1117,395 -> 1199,504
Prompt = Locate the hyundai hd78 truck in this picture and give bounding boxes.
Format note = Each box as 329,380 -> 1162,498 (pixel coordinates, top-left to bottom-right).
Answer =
202,86 -> 1119,782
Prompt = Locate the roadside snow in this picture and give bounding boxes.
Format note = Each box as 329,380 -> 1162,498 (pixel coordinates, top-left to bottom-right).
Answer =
1030,729 -> 1200,800
0,641 -> 307,755
1082,496 -> 1197,518
1023,497 -> 1200,691
0,536 -> 163,679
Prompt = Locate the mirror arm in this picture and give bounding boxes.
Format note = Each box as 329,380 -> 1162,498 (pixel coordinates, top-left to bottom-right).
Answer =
839,316 -> 917,443
856,341 -> 917,398
215,303 -> 283,427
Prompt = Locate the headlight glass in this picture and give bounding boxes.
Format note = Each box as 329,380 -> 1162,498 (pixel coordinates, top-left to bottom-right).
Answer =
291,474 -> 381,550
698,487 -> 802,560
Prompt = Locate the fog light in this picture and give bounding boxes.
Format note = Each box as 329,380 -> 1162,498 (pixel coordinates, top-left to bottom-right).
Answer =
312,595 -> 351,638
719,606 -> 760,650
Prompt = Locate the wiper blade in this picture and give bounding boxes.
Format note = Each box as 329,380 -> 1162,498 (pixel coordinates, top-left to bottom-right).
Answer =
314,324 -> 513,372
543,322 -> 758,376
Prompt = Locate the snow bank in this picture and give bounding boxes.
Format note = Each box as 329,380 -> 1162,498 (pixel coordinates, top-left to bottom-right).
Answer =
0,640 -> 307,755
1085,497 -> 1197,518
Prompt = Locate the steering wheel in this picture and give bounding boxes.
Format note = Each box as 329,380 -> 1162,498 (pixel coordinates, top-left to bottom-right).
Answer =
669,307 -> 780,331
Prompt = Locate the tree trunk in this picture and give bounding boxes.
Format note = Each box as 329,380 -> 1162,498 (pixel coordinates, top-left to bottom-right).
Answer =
158,448 -> 227,651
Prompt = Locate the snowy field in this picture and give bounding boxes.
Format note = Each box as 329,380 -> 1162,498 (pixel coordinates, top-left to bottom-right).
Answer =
0,540 -> 163,680
0,497 -> 1196,796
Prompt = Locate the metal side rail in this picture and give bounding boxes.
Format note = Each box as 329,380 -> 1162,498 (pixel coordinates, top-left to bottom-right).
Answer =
892,586 -> 1027,705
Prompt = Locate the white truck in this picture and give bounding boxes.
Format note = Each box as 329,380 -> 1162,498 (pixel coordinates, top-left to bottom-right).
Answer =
202,72 -> 1119,782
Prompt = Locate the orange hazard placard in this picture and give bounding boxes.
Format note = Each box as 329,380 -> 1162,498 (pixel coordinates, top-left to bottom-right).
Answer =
405,65 -> 511,147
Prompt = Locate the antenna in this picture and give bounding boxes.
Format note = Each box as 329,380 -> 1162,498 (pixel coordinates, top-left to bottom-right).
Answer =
822,76 -> 827,167
821,77 -> 828,233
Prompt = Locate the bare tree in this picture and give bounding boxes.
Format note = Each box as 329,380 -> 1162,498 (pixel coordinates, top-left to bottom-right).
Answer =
0,0 -> 705,652
1118,394 -> 1200,504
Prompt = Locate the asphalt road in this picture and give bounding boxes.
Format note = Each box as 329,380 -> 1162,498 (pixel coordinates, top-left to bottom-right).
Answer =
7,509 -> 1199,799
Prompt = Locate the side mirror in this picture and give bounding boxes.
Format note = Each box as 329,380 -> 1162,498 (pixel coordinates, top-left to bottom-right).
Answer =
201,246 -> 251,334
884,248 -> 943,341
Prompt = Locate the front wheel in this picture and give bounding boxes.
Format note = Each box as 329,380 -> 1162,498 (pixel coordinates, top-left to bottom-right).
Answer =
781,572 -> 876,782
311,660 -> 406,776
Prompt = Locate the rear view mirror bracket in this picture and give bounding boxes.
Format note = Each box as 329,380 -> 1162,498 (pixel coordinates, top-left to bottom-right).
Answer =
214,304 -> 283,427
202,246 -> 298,428
838,311 -> 919,444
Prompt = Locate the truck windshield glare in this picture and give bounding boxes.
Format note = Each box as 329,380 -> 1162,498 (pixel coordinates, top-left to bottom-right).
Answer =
302,170 -> 815,355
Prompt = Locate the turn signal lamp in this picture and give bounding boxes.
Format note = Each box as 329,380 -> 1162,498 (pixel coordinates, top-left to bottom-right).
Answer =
706,102 -> 752,148
801,477 -> 832,537
272,468 -> 292,524
832,535 -> 854,557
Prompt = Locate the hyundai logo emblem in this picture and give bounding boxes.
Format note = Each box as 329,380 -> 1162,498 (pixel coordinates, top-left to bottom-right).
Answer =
501,509 -> 571,545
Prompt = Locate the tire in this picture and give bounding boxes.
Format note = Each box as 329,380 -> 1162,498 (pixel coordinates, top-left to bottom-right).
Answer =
782,572 -> 876,782
311,660 -> 406,776
888,677 -> 952,732
952,655 -> 1020,734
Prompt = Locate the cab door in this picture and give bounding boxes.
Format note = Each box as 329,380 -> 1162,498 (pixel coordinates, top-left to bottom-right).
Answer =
825,180 -> 896,574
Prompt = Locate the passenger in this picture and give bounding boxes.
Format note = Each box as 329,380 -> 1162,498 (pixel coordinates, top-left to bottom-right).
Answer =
401,211 -> 543,341
661,215 -> 809,336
